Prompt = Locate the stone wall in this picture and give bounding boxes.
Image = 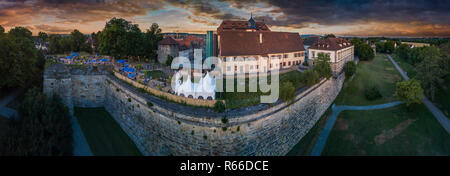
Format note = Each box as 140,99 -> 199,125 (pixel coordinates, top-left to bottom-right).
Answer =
44,64 -> 345,156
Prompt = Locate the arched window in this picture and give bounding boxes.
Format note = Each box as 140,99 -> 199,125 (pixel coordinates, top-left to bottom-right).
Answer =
198,96 -> 204,100
207,96 -> 213,100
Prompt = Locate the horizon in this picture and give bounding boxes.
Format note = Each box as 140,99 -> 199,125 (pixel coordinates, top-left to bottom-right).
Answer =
1,0 -> 450,37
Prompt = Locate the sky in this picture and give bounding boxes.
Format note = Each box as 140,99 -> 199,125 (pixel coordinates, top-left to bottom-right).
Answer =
1,0 -> 450,37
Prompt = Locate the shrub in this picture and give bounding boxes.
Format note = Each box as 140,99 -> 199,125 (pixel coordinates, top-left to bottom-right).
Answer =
214,101 -> 226,113
280,81 -> 295,103
146,101 -> 153,107
221,117 -> 228,124
364,86 -> 382,100
314,53 -> 332,79
359,43 -> 375,61
128,98 -> 131,102
396,79 -> 423,107
302,70 -> 320,86
345,61 -> 357,78
2,88 -> 73,156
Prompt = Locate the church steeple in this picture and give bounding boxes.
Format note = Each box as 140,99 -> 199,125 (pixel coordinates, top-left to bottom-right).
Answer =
248,12 -> 256,29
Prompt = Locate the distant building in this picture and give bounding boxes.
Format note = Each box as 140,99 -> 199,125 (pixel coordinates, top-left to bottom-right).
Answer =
211,16 -> 305,75
303,36 -> 320,63
308,37 -> 354,76
157,37 -> 179,64
401,42 -> 430,48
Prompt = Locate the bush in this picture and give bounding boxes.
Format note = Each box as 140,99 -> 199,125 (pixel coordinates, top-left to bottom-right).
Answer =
280,81 -> 295,102
147,101 -> 153,107
364,86 -> 382,100
314,53 -> 332,79
396,79 -> 423,107
345,61 -> 356,78
1,88 -> 73,156
214,101 -> 225,113
302,70 -> 320,86
359,43 -> 375,61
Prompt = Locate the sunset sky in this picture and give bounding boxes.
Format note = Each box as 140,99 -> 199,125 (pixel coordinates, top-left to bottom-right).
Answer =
1,0 -> 450,37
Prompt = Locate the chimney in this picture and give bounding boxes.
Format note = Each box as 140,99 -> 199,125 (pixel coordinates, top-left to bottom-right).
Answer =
259,33 -> 263,44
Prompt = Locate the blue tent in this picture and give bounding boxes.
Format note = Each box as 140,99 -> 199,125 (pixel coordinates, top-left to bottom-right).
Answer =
125,63 -> 129,67
99,59 -> 108,62
128,74 -> 136,78
117,60 -> 127,63
90,59 -> 96,62
66,56 -> 73,59
124,67 -> 136,73
72,53 -> 79,56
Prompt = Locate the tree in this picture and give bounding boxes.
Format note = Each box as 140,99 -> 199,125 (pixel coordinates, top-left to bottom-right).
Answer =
70,29 -> 87,52
48,34 -> 62,54
279,82 -> 295,103
0,25 -> 4,35
324,34 -> 336,38
302,69 -> 320,86
143,23 -> 163,61
165,55 -> 174,66
345,61 -> 356,78
1,88 -> 73,156
395,44 -> 410,61
358,43 -> 375,61
396,79 -> 423,107
0,30 -> 40,89
375,42 -> 385,53
384,41 -> 395,53
350,38 -> 362,56
213,101 -> 225,113
8,27 -> 32,40
415,46 -> 445,101
38,32 -> 48,42
314,53 -> 332,78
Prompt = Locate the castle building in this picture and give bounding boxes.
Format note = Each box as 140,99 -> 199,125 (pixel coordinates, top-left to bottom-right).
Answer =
211,16 -> 305,75
308,37 -> 354,75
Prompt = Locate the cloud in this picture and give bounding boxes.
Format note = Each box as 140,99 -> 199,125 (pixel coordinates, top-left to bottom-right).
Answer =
31,24 -> 73,33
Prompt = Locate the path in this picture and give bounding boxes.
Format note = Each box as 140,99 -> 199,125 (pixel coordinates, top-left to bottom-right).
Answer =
0,88 -> 22,118
310,101 -> 404,156
72,115 -> 93,156
387,54 -> 450,133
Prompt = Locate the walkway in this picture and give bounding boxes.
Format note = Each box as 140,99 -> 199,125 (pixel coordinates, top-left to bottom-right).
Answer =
0,88 -> 22,118
387,54 -> 450,133
72,115 -> 93,156
310,101 -> 404,156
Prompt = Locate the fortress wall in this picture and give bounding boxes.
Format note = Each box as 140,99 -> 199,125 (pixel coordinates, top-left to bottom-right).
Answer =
44,64 -> 345,156
103,73 -> 344,156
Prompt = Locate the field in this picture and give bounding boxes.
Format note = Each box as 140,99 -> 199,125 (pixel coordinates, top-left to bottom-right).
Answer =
74,107 -> 142,156
288,54 -> 450,156
222,70 -> 304,109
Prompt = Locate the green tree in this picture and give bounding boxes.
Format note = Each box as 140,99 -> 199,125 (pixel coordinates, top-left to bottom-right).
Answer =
8,27 -> 32,40
396,79 -> 423,107
384,41 -> 395,53
0,25 -> 4,35
358,43 -> 375,61
38,32 -> 48,42
165,55 -> 174,66
70,29 -> 87,52
345,61 -> 356,78
48,34 -> 62,54
395,44 -> 410,61
279,82 -> 295,103
302,69 -> 320,86
213,101 -> 226,113
415,46 -> 445,100
143,23 -> 163,61
324,34 -> 336,38
314,53 -> 332,78
2,88 -> 73,156
375,42 -> 385,53
350,38 -> 362,56
0,31 -> 40,89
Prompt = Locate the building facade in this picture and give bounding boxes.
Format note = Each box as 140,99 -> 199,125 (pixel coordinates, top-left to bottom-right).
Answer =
214,17 -> 305,75
308,38 -> 354,75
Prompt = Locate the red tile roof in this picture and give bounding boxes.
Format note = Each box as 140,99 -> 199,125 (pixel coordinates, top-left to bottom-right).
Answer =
175,35 -> 205,50
158,36 -> 179,45
308,37 -> 353,50
217,20 -> 270,34
219,31 -> 305,57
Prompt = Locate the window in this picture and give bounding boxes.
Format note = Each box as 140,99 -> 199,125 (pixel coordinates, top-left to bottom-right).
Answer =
284,54 -> 288,58
240,66 -> 243,72
227,66 -> 231,71
270,64 -> 272,68
250,65 -> 254,70
235,66 -> 237,71
283,62 -> 286,66
312,51 -> 315,57
288,61 -> 291,66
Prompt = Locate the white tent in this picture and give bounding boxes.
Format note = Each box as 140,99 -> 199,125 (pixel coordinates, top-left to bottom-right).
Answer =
174,71 -> 216,100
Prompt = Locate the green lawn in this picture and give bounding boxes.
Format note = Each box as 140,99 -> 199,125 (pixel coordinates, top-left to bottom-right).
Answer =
286,106 -> 332,156
74,107 -> 142,156
146,70 -> 168,80
335,54 -> 403,105
322,104 -> 450,155
222,70 -> 304,109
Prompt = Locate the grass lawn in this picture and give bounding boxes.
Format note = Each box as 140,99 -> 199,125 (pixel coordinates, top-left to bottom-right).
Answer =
222,70 -> 304,109
146,70 -> 168,80
74,107 -> 142,156
335,54 -> 403,105
286,106 -> 332,156
322,104 -> 450,155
